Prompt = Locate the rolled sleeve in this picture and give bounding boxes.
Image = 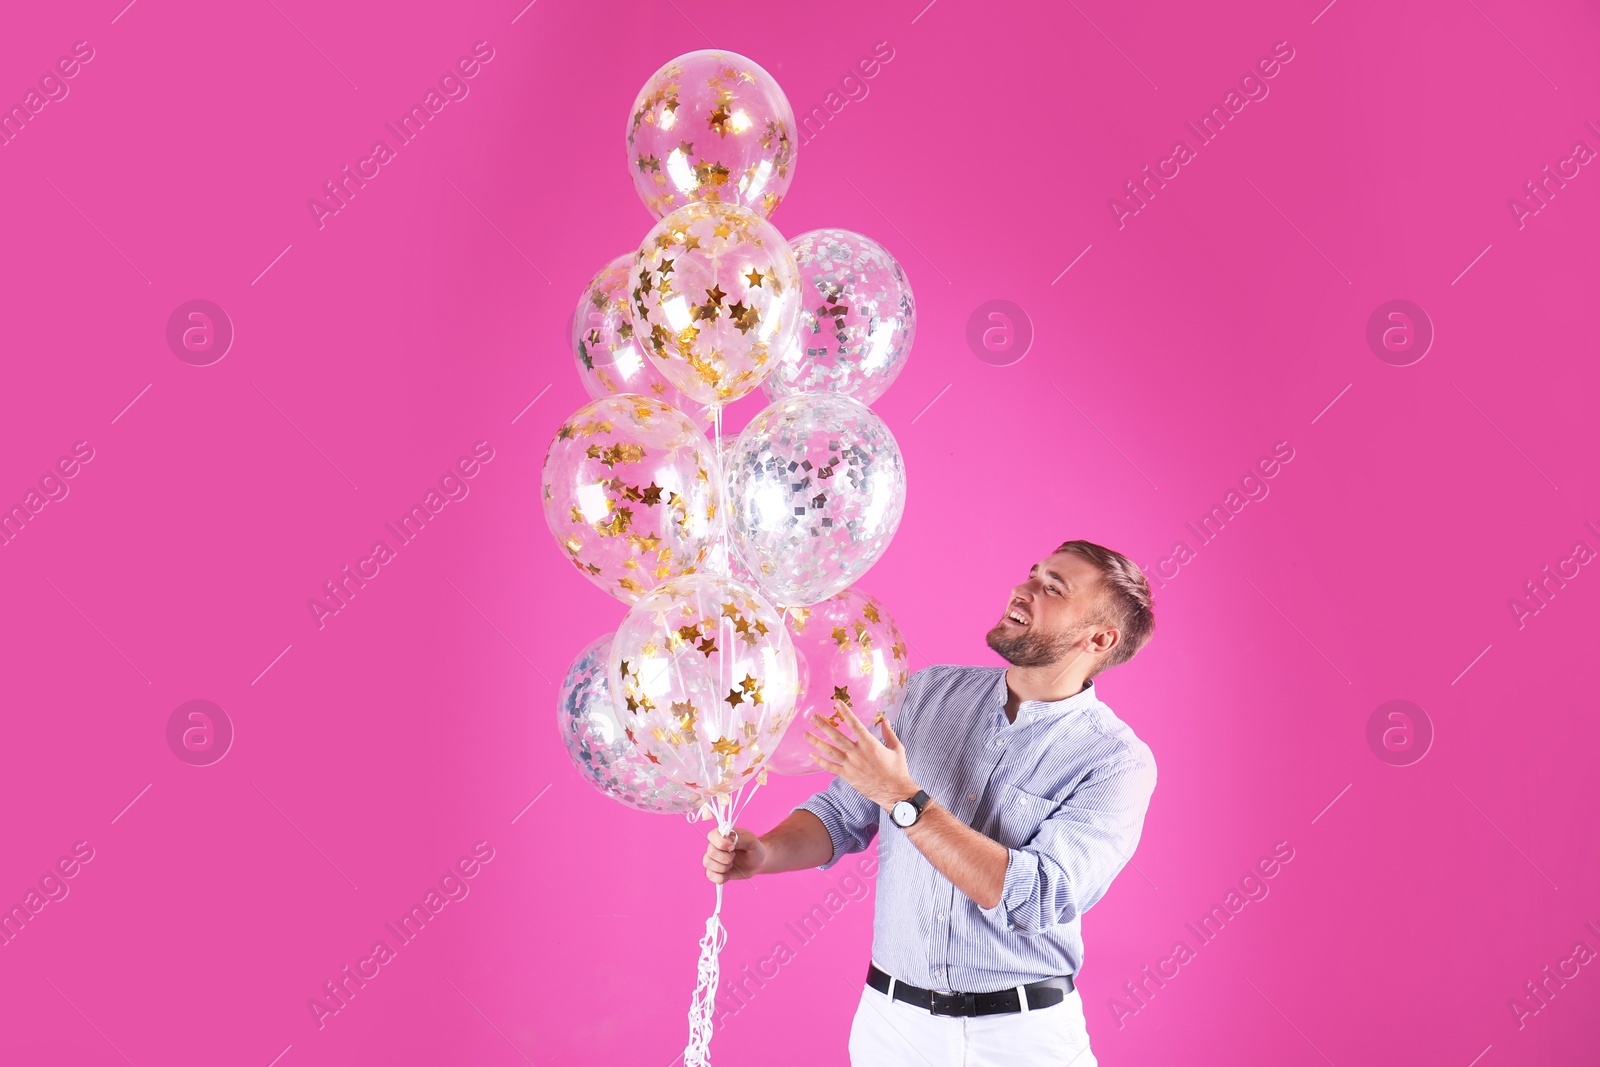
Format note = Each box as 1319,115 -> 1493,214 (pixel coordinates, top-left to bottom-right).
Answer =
979,752 -> 1157,933
794,773 -> 882,871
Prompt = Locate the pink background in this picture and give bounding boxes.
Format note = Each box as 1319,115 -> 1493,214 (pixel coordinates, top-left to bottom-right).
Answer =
2,0 -> 1597,1064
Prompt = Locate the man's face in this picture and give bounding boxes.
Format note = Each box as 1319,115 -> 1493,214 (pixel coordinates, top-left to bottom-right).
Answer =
985,551 -> 1111,668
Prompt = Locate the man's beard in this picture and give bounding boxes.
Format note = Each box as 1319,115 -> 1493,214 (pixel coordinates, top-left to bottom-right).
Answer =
985,619 -> 1085,667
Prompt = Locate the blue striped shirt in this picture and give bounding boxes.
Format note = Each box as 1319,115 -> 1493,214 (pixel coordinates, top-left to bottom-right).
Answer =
795,662 -> 1157,992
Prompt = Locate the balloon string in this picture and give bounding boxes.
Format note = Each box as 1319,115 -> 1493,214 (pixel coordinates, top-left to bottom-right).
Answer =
683,797 -> 734,1067
710,402 -> 728,580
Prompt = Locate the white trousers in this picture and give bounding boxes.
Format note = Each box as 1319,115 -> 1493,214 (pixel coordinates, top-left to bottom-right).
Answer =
848,977 -> 1098,1066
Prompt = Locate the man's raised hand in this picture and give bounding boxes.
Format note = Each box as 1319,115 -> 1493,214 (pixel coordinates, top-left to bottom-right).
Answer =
806,704 -> 917,811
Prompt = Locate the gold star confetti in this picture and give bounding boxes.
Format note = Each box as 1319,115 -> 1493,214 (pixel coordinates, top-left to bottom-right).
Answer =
832,626 -> 850,649
724,688 -> 745,707
833,685 -> 852,705
697,636 -> 718,657
862,603 -> 881,623
745,268 -> 764,288
712,737 -> 741,755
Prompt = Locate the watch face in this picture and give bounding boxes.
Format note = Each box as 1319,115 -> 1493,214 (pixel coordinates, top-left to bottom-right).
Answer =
892,801 -> 915,827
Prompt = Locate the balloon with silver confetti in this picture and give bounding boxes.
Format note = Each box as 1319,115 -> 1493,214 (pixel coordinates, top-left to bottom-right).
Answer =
609,573 -> 800,799
630,201 -> 802,407
625,49 -> 797,221
765,587 -> 912,775
558,632 -> 708,815
725,393 -> 907,607
570,252 -> 713,424
762,230 -> 916,406
541,395 -> 721,605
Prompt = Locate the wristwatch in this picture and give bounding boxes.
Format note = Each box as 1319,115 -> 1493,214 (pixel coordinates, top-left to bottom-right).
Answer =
891,789 -> 931,828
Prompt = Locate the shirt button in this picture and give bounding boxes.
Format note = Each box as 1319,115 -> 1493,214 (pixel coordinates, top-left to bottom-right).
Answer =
967,792 -> 977,802
937,914 -> 946,922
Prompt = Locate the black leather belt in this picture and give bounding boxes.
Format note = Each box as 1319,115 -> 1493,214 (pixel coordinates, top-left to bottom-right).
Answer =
866,962 -> 1073,1017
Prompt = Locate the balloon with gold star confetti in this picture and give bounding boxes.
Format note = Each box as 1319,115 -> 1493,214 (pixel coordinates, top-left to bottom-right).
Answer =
629,200 -> 802,408
765,587 -> 913,775
542,395 -> 723,605
558,632 -> 710,815
608,573 -> 799,805
762,229 -> 917,406
725,392 -> 906,607
571,252 -> 714,424
625,49 -> 797,221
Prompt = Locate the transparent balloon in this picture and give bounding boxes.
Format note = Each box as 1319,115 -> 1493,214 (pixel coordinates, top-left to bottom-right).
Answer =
608,573 -> 799,800
558,632 -> 709,814
630,201 -> 802,407
762,229 -> 916,406
765,587 -> 912,775
570,253 -> 715,424
625,49 -> 797,220
542,395 -> 721,605
726,393 -> 907,607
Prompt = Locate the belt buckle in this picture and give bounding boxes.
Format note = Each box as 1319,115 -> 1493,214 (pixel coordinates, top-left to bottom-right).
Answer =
929,990 -> 975,1017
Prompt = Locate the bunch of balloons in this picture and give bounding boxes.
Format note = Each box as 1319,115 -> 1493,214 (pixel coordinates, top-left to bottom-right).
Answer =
542,48 -> 920,1066
549,48 -> 919,824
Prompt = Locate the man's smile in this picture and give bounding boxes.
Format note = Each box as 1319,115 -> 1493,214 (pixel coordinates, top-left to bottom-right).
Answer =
1001,605 -> 1031,628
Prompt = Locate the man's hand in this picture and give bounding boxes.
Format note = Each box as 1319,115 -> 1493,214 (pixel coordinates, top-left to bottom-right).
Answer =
806,704 -> 918,811
703,827 -> 768,884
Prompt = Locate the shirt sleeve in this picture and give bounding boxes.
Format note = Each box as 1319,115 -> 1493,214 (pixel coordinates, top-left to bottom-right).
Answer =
794,774 -> 881,871
978,749 -> 1157,933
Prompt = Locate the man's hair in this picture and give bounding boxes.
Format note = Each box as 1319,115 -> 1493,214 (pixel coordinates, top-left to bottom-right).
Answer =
1054,539 -> 1155,678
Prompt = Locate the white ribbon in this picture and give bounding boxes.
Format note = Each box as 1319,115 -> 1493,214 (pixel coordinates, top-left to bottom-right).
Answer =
683,813 -> 736,1067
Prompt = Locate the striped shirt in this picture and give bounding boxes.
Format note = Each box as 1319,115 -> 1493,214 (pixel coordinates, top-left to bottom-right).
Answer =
795,662 -> 1157,992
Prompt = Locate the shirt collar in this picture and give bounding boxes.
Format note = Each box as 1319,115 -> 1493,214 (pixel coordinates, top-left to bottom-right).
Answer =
992,668 -> 1097,726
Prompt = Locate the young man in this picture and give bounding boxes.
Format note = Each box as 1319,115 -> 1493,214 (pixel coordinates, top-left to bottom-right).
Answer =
702,539 -> 1158,1066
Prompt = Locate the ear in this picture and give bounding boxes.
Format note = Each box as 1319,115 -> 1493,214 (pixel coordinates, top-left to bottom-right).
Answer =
1092,624 -> 1120,654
